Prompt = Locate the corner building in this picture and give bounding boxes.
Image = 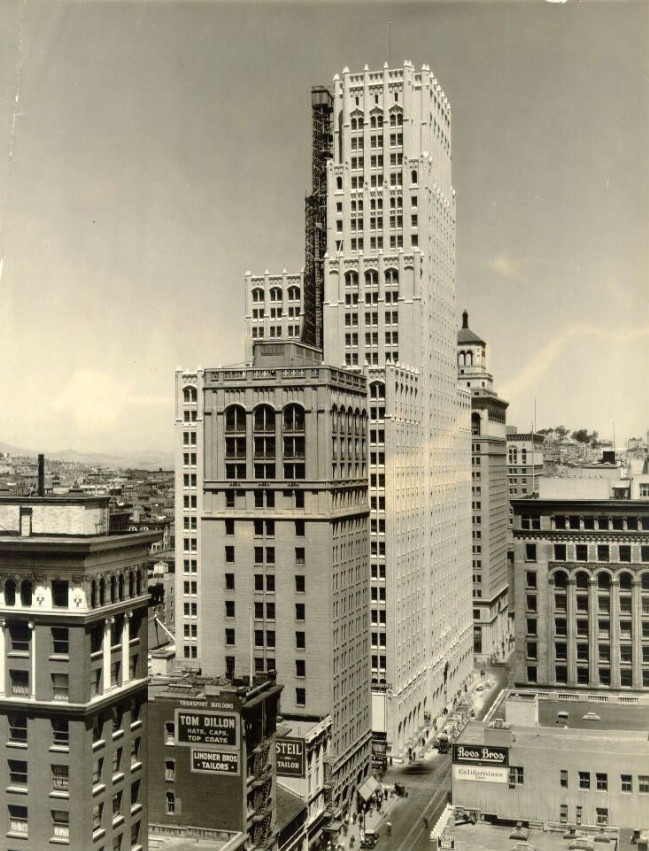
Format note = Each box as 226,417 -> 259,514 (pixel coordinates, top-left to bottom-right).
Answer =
322,62 -> 473,756
456,311 -> 510,661
0,495 -> 154,850
176,341 -> 372,814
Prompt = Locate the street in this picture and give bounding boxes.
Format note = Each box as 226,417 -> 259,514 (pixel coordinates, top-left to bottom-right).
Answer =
356,660 -> 511,850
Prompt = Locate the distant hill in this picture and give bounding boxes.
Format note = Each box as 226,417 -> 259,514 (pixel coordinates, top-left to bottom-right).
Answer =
0,441 -> 173,471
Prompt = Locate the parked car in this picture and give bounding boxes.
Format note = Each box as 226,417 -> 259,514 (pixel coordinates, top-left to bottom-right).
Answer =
360,829 -> 380,848
582,711 -> 601,722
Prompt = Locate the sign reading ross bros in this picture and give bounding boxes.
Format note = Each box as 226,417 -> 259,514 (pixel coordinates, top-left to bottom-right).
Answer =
452,744 -> 509,767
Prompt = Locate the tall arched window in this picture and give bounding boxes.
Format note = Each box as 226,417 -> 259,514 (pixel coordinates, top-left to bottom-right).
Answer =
251,288 -> 264,303
183,386 -> 197,404
91,580 -> 97,609
364,270 -> 378,287
472,413 -> 481,436
5,579 -> 16,606
283,404 -> 305,480
287,286 -> 300,301
253,405 -> 276,479
269,287 -> 282,302
385,268 -> 399,287
344,271 -> 359,287
20,580 -> 32,607
225,405 -> 247,480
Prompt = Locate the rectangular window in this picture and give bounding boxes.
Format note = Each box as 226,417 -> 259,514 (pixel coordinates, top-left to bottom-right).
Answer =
639,775 -> 649,793
560,769 -> 568,788
508,766 -> 524,786
578,771 -> 591,790
8,759 -> 28,786
560,804 -> 568,824
51,627 -> 69,655
619,544 -> 631,562
10,670 -> 29,696
51,763 -> 69,791
597,544 -> 609,562
9,804 -> 28,835
525,543 -> 537,561
8,714 -> 27,743
295,603 -> 305,621
225,628 -> 235,646
621,774 -> 632,793
554,544 -> 566,561
596,808 -> 608,827
295,631 -> 305,649
295,575 -> 305,593
295,687 -> 306,707
52,580 -> 69,607
596,772 -> 608,791
296,659 -> 306,678
225,573 -> 235,590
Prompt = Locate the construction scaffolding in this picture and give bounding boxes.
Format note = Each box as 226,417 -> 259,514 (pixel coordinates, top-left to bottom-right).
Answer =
302,85 -> 333,351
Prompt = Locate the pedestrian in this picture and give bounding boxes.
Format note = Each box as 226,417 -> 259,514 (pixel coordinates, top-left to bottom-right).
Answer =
423,817 -> 429,830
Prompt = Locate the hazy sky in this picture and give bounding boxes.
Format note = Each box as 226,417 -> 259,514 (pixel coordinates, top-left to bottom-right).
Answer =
0,0 -> 647,455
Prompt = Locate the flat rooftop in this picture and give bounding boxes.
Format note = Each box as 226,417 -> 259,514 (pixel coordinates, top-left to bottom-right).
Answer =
445,821 -> 640,851
493,694 -> 649,732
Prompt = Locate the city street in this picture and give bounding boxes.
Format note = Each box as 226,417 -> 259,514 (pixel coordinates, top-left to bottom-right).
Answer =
346,659 -> 512,850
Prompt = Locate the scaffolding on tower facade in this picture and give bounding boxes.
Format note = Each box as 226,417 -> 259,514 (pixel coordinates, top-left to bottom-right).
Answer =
302,85 -> 333,350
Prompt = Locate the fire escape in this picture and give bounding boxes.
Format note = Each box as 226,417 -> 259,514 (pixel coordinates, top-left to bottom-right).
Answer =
302,86 -> 333,351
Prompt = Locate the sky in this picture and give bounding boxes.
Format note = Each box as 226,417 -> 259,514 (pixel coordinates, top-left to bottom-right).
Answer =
0,0 -> 647,455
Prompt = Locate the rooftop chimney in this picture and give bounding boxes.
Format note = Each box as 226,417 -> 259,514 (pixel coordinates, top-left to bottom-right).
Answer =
38,454 -> 45,497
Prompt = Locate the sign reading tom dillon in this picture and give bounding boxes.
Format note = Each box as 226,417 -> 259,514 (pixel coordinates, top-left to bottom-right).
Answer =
276,737 -> 306,778
175,709 -> 239,748
452,744 -> 509,767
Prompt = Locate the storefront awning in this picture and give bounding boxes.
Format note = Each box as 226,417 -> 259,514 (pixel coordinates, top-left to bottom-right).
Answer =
357,776 -> 381,801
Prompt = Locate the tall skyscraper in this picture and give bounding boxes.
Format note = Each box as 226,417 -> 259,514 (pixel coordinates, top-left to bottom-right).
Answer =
0,490 -> 155,850
321,62 -> 473,757
457,311 -> 510,661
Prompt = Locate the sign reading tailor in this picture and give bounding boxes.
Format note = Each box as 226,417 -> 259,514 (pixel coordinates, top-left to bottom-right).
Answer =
191,749 -> 240,775
175,710 -> 239,748
452,744 -> 509,767
276,737 -> 306,778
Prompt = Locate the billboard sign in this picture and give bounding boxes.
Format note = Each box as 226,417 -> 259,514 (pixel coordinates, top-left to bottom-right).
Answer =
452,744 -> 509,767
191,749 -> 240,775
276,737 -> 306,778
175,710 -> 238,748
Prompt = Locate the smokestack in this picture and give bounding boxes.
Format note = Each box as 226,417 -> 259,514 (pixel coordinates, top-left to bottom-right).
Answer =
38,454 -> 45,497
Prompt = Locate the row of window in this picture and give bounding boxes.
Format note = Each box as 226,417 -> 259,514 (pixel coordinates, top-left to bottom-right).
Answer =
521,514 -> 649,531
223,601 -> 306,621
250,285 -> 301,303
223,629 -> 307,649
562,769 -> 649,793
525,542 -> 649,565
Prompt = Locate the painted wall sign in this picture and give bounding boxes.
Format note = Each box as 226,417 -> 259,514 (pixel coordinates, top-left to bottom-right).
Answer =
191,749 -> 240,775
276,737 -> 306,778
175,709 -> 239,748
453,765 -> 508,784
452,744 -> 509,767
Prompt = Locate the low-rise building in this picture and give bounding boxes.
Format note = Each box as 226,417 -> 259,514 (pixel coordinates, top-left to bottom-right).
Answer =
452,690 -> 649,833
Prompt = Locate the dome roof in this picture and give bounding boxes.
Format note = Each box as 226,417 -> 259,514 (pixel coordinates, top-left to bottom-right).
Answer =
457,310 -> 485,345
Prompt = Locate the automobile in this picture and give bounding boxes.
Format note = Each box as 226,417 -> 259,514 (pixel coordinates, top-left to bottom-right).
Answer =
582,711 -> 601,722
360,829 -> 380,848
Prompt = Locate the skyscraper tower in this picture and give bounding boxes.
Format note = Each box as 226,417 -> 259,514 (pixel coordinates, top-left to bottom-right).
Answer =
322,62 -> 473,758
457,310 -> 510,661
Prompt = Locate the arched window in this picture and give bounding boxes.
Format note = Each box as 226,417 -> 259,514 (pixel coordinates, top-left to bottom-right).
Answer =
110,576 -> 117,604
370,109 -> 383,129
225,405 -> 246,433
411,169 -> 418,185
472,413 -> 481,436
118,574 -> 125,602
129,571 -> 134,598
183,386 -> 197,404
641,572 -> 649,590
364,270 -> 378,287
253,405 -> 276,479
225,406 -> 247,480
99,578 -> 106,606
350,112 -> 364,131
336,176 -> 343,190
283,405 -> 305,480
136,569 -> 143,596
369,381 -> 385,399
619,572 -> 633,591
283,404 -> 305,433
344,271 -> 358,287
5,579 -> 16,606
269,287 -> 282,302
389,108 -> 403,127
385,268 -> 398,287
20,580 -> 32,607
597,572 -> 611,589
287,286 -> 300,301
552,570 -> 568,588
251,288 -> 264,303
91,580 -> 97,609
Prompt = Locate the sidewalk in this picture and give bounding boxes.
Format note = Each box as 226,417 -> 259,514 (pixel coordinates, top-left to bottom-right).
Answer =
330,786 -> 402,849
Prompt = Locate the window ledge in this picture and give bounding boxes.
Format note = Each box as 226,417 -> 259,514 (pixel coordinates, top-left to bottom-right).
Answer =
112,772 -> 125,784
7,830 -> 29,839
92,828 -> 106,842
49,837 -> 70,845
131,803 -> 143,816
92,739 -> 106,752
49,654 -> 70,662
130,761 -> 142,773
49,745 -> 70,754
112,815 -> 125,829
7,742 -> 28,750
112,729 -> 125,741
49,790 -> 70,799
130,719 -> 142,731
6,785 -> 28,794
92,783 -> 106,797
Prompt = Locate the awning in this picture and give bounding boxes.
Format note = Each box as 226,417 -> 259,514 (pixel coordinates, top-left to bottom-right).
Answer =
357,776 -> 381,801
323,821 -> 344,833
